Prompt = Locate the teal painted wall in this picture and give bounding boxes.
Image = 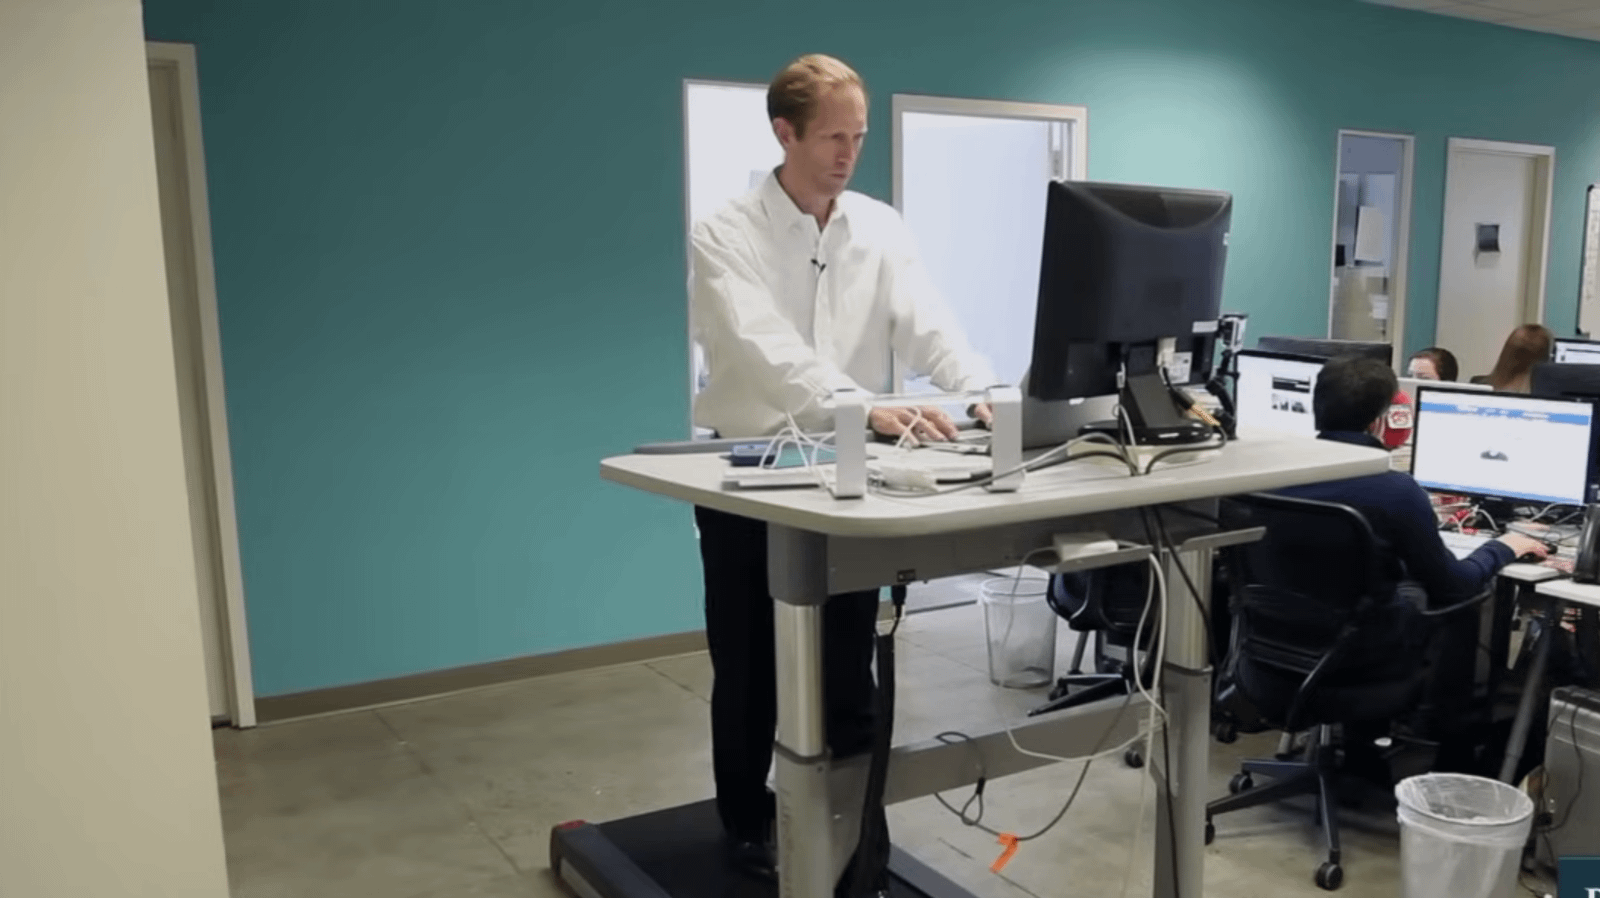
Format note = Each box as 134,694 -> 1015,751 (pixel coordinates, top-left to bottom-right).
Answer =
142,0 -> 1600,696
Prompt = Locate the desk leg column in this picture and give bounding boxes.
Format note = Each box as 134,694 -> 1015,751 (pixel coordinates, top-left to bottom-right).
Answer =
1153,545 -> 1212,898
1499,596 -> 1556,784
769,525 -> 833,898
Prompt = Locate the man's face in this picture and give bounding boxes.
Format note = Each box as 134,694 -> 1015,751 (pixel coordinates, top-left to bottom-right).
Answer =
776,84 -> 867,200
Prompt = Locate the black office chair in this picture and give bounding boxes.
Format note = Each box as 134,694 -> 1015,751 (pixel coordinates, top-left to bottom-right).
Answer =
1204,493 -> 1492,891
1031,563 -> 1157,766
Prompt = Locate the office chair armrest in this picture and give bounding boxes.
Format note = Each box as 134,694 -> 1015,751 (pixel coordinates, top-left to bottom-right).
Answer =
1417,588 -> 1493,620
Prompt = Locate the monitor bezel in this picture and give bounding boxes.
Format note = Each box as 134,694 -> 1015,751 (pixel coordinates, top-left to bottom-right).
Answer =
1409,384 -> 1600,509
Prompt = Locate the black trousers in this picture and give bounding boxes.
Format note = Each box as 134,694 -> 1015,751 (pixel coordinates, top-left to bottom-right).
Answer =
694,505 -> 881,843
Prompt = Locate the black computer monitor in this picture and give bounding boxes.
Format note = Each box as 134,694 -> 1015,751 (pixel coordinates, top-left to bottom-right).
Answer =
1552,337 -> 1600,366
1027,180 -> 1232,445
1232,350 -> 1323,438
1254,336 -> 1393,366
1532,362 -> 1600,399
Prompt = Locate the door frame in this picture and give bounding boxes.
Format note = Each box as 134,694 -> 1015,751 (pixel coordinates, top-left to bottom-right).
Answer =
147,41 -> 257,727
1326,129 -> 1416,356
891,93 -> 1089,215
681,78 -> 771,438
1442,136 -> 1557,327
889,94 -> 1089,390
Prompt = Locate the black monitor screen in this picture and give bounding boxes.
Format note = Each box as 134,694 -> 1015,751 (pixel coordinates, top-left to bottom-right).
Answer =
1255,336 -> 1392,366
1027,181 -> 1231,402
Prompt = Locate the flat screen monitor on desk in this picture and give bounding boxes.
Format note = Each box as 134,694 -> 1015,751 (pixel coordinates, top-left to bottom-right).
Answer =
1026,180 -> 1232,446
1398,376 -> 1489,398
1233,350 -> 1322,438
1410,386 -> 1599,507
1532,362 -> 1600,399
1553,338 -> 1600,366
1255,336 -> 1393,366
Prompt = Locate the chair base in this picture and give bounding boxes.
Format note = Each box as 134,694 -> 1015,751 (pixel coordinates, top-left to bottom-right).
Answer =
1206,725 -> 1345,891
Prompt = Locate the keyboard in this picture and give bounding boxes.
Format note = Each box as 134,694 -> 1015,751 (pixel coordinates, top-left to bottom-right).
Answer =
1440,531 -> 1491,558
1439,529 -> 1576,574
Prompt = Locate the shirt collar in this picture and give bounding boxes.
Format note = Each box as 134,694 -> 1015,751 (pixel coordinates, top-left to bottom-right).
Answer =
759,167 -> 849,234
1319,430 -> 1385,450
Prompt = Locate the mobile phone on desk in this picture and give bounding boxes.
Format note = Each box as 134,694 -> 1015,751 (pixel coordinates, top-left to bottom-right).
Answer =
727,443 -> 836,469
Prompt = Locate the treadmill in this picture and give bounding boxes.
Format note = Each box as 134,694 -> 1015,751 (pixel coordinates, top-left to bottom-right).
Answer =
551,801 -> 967,898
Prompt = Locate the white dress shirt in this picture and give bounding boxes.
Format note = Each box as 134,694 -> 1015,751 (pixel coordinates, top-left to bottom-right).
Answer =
691,171 -> 999,438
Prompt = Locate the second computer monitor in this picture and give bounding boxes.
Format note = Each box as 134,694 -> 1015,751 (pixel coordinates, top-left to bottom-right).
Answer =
1553,338 -> 1600,366
1233,350 -> 1322,438
1410,386 -> 1598,507
1531,362 -> 1600,399
1255,336 -> 1393,366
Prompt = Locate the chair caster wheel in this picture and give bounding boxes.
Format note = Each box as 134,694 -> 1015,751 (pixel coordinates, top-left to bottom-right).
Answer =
1228,772 -> 1254,794
1213,722 -> 1238,744
1204,820 -> 1215,845
1124,747 -> 1144,768
1315,861 -> 1343,891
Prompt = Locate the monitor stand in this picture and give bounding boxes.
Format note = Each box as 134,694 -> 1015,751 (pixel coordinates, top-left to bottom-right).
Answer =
1018,370 -> 1220,475
1079,373 -> 1215,447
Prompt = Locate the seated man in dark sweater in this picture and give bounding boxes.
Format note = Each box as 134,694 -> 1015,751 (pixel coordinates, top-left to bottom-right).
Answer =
1275,356 -> 1548,750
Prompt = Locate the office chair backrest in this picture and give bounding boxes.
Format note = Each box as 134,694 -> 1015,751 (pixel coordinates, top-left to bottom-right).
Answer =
1218,493 -> 1396,726
1048,562 -> 1154,641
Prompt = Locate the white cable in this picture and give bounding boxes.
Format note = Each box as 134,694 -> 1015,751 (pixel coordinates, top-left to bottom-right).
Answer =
999,543 -> 1169,764
892,407 -> 927,452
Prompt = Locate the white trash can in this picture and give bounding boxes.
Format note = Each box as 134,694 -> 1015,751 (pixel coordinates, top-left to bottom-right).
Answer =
980,576 -> 1055,689
1395,773 -> 1534,898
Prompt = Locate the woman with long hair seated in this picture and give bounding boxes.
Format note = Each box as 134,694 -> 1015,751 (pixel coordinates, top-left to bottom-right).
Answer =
1483,324 -> 1553,393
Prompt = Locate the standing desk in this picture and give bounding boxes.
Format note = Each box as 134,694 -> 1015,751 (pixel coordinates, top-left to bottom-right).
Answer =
551,436 -> 1389,898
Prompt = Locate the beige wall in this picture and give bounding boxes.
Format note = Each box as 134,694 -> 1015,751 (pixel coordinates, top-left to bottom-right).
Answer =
0,1 -> 231,896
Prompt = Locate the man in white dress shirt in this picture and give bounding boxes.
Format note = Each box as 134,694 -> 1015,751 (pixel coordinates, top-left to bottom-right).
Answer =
688,54 -> 998,889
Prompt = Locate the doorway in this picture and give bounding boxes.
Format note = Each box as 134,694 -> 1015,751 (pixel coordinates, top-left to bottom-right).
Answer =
892,94 -> 1087,394
892,94 -> 1086,613
1435,138 -> 1555,381
1328,130 -> 1414,353
681,80 -> 782,438
147,42 -> 256,727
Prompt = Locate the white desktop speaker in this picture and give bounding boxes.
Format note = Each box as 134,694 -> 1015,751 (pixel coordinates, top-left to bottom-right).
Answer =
830,389 -> 868,499
986,386 -> 1023,492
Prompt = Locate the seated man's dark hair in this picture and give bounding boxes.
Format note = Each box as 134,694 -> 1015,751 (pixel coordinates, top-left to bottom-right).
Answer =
1313,355 -> 1398,433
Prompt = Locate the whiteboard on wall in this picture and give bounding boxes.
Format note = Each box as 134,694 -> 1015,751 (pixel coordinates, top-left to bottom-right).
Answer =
683,81 -> 782,434
1581,184 -> 1600,337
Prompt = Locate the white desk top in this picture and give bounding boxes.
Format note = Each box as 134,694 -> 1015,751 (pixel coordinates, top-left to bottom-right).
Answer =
1536,578 -> 1600,607
600,436 -> 1390,537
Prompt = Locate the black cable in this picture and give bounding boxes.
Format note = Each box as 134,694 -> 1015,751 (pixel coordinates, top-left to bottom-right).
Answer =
843,587 -> 908,898
931,731 -> 987,827
1159,504 -> 1221,526
1159,720 -> 1182,898
932,694 -> 1136,842
1143,439 -> 1227,476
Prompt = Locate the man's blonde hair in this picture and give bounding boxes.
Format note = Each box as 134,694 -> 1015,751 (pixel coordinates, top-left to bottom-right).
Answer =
767,54 -> 866,138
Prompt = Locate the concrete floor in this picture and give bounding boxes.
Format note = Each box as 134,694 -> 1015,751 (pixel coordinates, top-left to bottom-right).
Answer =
215,602 -> 1419,898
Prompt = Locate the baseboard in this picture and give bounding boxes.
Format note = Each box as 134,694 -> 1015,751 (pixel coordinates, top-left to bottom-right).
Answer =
253,629 -> 709,724
253,597 -> 934,725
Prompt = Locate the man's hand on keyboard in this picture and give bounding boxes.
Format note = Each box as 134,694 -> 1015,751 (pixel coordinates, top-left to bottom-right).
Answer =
870,406 -> 959,446
1497,533 -> 1550,561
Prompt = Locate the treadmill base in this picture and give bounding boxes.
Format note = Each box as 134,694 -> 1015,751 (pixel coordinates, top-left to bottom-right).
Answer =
549,799 -> 973,898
